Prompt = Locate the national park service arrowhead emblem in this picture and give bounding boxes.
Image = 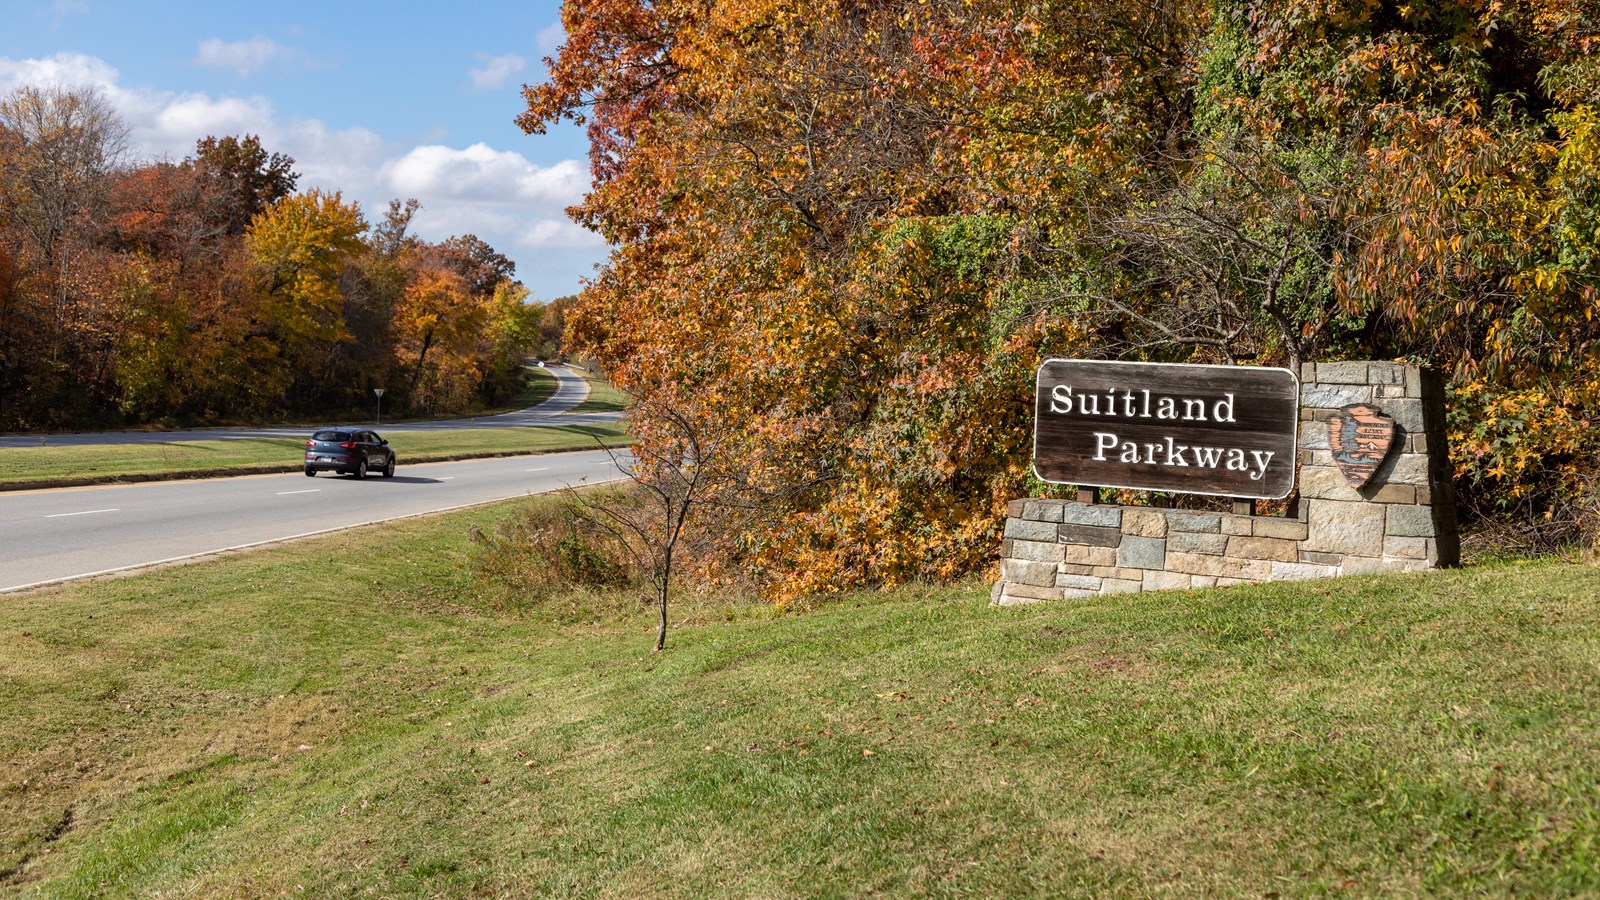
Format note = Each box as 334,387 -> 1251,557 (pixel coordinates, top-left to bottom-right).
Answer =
1327,404 -> 1396,489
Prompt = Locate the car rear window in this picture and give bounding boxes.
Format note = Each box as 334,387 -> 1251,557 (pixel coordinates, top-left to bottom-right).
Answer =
312,430 -> 351,441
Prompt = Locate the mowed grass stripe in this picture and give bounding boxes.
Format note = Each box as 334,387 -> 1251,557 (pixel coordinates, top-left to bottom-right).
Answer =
0,500 -> 1596,895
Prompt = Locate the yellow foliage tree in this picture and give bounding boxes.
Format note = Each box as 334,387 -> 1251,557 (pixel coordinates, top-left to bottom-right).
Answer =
245,189 -> 366,348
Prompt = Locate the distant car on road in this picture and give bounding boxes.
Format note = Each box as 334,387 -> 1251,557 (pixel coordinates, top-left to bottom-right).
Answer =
304,428 -> 396,479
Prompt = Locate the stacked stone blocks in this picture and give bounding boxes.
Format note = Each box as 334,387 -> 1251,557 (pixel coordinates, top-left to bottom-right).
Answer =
992,362 -> 1459,605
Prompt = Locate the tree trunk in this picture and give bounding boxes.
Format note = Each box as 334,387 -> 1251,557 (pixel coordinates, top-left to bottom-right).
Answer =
407,328 -> 434,401
654,578 -> 668,652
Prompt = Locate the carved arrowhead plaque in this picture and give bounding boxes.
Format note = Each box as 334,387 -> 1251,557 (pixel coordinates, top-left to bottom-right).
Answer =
1327,404 -> 1396,488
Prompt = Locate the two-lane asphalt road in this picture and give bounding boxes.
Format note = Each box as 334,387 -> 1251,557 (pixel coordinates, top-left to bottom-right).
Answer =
0,449 -> 628,592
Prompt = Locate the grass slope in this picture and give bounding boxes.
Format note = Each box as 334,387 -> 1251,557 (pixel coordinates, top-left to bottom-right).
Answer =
0,424 -> 628,489
1,501 -> 1596,896
481,365 -> 559,415
569,369 -> 629,414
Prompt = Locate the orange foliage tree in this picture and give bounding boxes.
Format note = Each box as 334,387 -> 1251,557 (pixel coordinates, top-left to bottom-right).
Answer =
0,99 -> 545,429
525,0 -> 1600,594
520,0 -> 1148,598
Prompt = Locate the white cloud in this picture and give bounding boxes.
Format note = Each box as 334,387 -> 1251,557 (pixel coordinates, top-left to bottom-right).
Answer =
194,37 -> 295,77
518,219 -> 604,249
46,0 -> 89,22
536,21 -> 566,54
0,50 -> 117,90
0,51 -> 382,173
148,94 -> 271,144
467,53 -> 526,92
282,119 -> 387,190
381,143 -> 586,208
380,143 -> 600,251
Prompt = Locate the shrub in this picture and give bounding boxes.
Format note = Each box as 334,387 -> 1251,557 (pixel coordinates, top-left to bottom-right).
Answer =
469,491 -> 636,612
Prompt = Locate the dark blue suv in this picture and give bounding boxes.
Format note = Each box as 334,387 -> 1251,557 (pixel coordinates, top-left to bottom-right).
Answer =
304,428 -> 396,478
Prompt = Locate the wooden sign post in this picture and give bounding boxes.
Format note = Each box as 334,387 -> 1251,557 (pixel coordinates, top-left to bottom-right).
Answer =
1033,359 -> 1299,500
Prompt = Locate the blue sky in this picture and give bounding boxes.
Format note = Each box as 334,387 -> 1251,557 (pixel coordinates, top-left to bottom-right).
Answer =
0,0 -> 605,300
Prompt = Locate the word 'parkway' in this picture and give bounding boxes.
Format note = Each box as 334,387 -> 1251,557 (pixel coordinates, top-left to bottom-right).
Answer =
1033,359 -> 1299,500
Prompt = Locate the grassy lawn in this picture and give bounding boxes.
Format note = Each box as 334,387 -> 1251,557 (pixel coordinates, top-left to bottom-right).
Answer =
569,367 -> 630,414
451,365 -> 560,418
0,424 -> 629,488
1,498 -> 1597,896
362,365 -> 564,423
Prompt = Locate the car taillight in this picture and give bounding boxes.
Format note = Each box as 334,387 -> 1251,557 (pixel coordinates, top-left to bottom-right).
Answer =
339,441 -> 356,449
306,439 -> 315,447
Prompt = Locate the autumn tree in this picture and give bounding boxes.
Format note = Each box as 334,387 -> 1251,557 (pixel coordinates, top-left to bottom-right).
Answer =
480,279 -> 543,401
535,294 -> 577,360
1197,0 -> 1600,541
244,189 -> 367,407
0,85 -> 128,267
192,134 -> 298,235
0,242 -> 24,427
438,233 -> 516,297
0,85 -> 130,426
107,162 -> 229,263
570,385 -> 752,650
523,0 -> 1186,598
0,91 -> 531,430
525,0 -> 1600,589
395,266 -> 482,409
371,198 -> 420,257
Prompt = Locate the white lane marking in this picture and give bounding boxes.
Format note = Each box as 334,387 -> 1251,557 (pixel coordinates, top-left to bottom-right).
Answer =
45,508 -> 119,518
437,476 -> 455,480
525,467 -> 549,472
276,489 -> 321,495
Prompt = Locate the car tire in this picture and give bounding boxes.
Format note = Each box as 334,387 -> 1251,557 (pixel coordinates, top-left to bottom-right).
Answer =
355,459 -> 368,480
305,467 -> 315,477
383,455 -> 396,478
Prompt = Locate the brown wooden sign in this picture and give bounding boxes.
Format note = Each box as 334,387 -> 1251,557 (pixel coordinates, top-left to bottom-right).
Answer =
1034,359 -> 1299,499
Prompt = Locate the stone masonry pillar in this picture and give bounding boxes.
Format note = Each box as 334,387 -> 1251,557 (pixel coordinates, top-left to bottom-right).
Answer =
1295,361 -> 1459,573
